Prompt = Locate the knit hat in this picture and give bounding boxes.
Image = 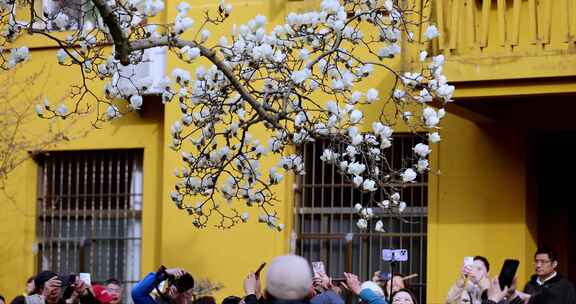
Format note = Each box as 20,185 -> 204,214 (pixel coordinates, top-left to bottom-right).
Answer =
360,281 -> 385,298
34,271 -> 58,290
265,255 -> 313,300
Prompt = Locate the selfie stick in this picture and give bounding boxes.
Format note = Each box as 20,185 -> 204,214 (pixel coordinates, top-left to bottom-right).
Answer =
388,255 -> 398,304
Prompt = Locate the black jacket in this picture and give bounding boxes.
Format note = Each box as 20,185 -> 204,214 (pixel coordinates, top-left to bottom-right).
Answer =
523,273 -> 576,304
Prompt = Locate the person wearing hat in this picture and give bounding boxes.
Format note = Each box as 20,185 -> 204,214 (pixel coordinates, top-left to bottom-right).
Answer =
131,266 -> 195,304
10,271 -> 98,304
243,255 -> 314,304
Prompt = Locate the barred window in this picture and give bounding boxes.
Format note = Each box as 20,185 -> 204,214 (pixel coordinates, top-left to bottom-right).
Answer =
36,149 -> 143,303
295,135 -> 428,303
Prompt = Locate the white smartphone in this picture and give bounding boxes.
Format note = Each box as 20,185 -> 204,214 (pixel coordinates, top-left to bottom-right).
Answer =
79,273 -> 92,286
464,256 -> 474,267
312,261 -> 326,277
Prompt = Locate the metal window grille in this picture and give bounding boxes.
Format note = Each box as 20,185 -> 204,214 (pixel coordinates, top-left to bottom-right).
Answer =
36,149 -> 143,303
295,135 -> 428,303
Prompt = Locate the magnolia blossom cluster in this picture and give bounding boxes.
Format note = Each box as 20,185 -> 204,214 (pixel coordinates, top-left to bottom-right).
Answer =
6,0 -> 454,229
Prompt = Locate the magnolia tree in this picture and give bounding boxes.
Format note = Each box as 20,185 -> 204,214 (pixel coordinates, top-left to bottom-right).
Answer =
0,0 -> 454,229
0,71 -> 79,191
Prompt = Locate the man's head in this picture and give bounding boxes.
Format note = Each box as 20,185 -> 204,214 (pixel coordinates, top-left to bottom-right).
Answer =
469,256 -> 489,283
534,248 -> 558,278
34,271 -> 61,304
104,279 -> 122,304
265,255 -> 313,300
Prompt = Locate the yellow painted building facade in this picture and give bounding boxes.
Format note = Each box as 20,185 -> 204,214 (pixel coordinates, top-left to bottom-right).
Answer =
1,0 -> 575,304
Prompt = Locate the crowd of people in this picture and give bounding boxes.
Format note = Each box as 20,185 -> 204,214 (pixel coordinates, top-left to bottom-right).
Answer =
0,249 -> 574,304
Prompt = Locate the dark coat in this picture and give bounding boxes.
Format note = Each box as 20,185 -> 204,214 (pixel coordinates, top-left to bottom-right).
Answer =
523,273 -> 576,304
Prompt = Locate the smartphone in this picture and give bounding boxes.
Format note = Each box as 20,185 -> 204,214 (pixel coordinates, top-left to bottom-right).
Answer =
498,259 -> 520,290
79,273 -> 92,286
255,263 -> 266,279
312,262 -> 326,277
464,256 -> 474,267
331,278 -> 347,284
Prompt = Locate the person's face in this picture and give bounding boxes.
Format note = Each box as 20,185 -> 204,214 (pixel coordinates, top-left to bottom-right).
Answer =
26,281 -> 35,294
392,291 -> 414,304
535,253 -> 557,277
106,283 -> 122,304
469,260 -> 488,283
386,276 -> 405,294
42,278 -> 62,304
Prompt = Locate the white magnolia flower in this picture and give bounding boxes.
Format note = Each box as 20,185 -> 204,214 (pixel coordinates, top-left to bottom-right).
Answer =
35,104 -> 44,115
56,49 -> 67,64
366,88 -> 379,103
356,218 -> 368,230
416,159 -> 429,173
349,109 -> 363,124
393,89 -> 405,100
349,91 -> 362,104
429,132 -> 441,143
241,212 -> 249,222
348,162 -> 366,175
379,200 -> 390,208
425,25 -> 440,40
413,143 -> 431,157
398,201 -> 407,212
437,84 -> 455,101
419,50 -> 428,62
391,192 -> 400,202
378,44 -> 401,58
353,175 -> 363,187
401,168 -> 417,182
106,105 -> 120,119
56,103 -> 68,116
130,95 -> 143,110
174,17 -> 194,34
431,54 -> 445,68
375,220 -> 385,232
320,149 -> 339,163
362,179 -> 377,191
354,203 -> 363,212
200,29 -> 211,42
291,69 -> 311,84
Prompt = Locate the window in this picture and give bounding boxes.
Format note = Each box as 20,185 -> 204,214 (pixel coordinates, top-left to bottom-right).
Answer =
295,135 -> 428,303
36,149 -> 143,302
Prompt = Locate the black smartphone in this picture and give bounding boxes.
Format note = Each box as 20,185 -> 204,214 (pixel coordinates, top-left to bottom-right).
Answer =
331,278 -> 347,284
498,259 -> 520,290
255,263 -> 266,279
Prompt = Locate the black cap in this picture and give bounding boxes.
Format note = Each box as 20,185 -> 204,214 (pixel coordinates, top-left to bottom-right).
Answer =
34,271 -> 58,290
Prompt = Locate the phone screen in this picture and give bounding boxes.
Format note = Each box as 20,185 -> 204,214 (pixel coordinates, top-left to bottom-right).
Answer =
464,257 -> 474,267
312,262 -> 326,277
498,259 -> 520,290
79,273 -> 92,286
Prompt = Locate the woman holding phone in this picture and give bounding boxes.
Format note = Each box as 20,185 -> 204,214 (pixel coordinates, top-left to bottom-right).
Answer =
446,256 -> 491,304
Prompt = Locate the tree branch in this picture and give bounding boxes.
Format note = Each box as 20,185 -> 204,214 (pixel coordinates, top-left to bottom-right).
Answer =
90,0 -> 131,65
131,37 -> 283,130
